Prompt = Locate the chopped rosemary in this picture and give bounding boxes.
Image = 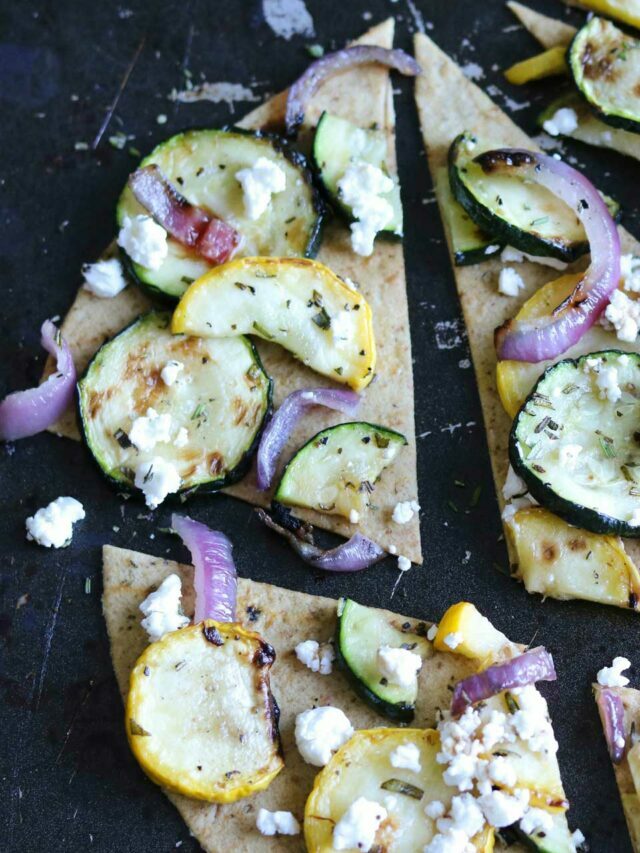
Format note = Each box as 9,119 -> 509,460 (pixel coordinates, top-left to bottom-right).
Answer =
380,778 -> 424,800
529,216 -> 549,228
234,281 -> 256,294
312,307 -> 332,330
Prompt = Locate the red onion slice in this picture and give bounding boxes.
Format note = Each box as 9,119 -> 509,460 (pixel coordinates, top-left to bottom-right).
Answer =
172,514 -> 237,623
129,165 -> 240,264
0,320 -> 76,442
450,646 -> 556,717
257,507 -> 384,571
256,387 -> 360,491
488,149 -> 620,363
596,687 -> 627,764
286,46 -> 421,135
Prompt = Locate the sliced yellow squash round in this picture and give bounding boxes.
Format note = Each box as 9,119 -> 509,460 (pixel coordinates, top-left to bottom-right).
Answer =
126,620 -> 283,803
172,257 -> 376,391
504,45 -> 568,85
434,602 -> 513,664
304,728 -> 494,852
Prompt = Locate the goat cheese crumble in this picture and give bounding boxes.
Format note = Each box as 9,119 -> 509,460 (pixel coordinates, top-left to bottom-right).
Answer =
501,465 -> 537,523
26,496 -> 85,548
82,257 -> 127,297
139,573 -> 189,642
444,632 -> 463,650
392,499 -> 421,524
332,797 -> 387,851
295,706 -> 354,766
129,408 -> 173,452
390,741 -> 422,773
498,267 -> 525,297
620,254 -> 640,293
377,645 -> 422,688
601,289 -> 640,342
542,107 -> 579,138
397,555 -> 412,572
256,808 -> 300,836
235,156 -> 286,220
597,656 -> 631,687
295,639 -> 335,674
160,360 -> 184,386
337,161 -> 395,256
500,245 -> 567,271
134,457 -> 181,509
118,214 -> 168,270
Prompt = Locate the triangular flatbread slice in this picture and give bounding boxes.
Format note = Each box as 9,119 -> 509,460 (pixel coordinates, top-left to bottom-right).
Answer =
413,31 -> 640,588
46,20 -> 422,563
507,1 -> 576,48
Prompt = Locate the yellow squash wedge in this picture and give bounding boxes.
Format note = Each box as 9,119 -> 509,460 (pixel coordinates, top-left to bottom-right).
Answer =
504,45 -> 568,85
172,257 -> 376,391
622,793 -> 640,852
304,728 -> 494,852
126,620 -> 283,803
506,506 -> 640,610
434,602 -> 514,664
564,0 -> 640,30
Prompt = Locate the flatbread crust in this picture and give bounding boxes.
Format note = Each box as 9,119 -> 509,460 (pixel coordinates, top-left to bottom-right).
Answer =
412,30 -> 640,570
45,19 -> 422,563
103,544 -> 475,852
506,1 -> 576,48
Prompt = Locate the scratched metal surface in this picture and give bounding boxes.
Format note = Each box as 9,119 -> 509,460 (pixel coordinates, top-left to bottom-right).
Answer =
1,0 -> 638,850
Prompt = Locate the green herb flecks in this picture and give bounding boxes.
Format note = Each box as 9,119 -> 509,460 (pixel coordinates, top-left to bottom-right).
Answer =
380,779 -> 424,800
312,307 -> 332,330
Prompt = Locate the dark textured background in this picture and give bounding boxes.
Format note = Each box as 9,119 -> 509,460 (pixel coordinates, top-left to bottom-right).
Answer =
1,0 -> 638,850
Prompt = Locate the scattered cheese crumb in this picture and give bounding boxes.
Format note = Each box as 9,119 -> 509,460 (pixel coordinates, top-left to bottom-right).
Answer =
295,639 -> 334,675
118,214 -> 168,270
597,656 -> 631,688
160,360 -> 184,386
26,497 -> 85,548
134,457 -> 181,509
332,797 -> 387,851
498,267 -> 525,297
621,254 -> 640,293
601,289 -> 640,342
236,156 -> 286,220
500,245 -> 567,271
392,499 -> 420,524
427,624 -> 438,641
295,706 -> 354,766
82,258 -> 127,297
139,573 -> 189,642
542,107 -> 578,138
397,555 -> 412,572
377,645 -> 422,687
337,161 -> 395,256
129,408 -> 173,452
390,741 -> 422,773
349,508 -> 360,524
256,809 -> 300,836
444,632 -> 463,650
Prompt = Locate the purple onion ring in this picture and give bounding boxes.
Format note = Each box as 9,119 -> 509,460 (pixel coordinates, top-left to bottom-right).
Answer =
596,687 -> 627,764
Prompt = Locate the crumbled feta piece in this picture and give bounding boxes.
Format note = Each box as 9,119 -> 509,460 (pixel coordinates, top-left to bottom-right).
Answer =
235,156 -> 286,220
436,793 -> 485,839
82,258 -> 127,297
519,807 -> 554,836
542,107 -> 578,138
118,214 -> 168,270
427,624 -> 438,641
337,161 -> 395,256
26,497 -> 85,548
444,632 -> 463,650
485,244 -> 500,254
572,828 -> 586,849
397,555 -> 412,572
174,427 -> 189,448
160,360 -> 184,386
601,289 -> 640,342
502,465 -> 527,500
134,457 -> 181,509
597,656 -> 631,687
295,639 -> 334,675
620,254 -> 640,293
332,797 -> 387,851
295,706 -> 354,766
389,544 -> 398,555
343,276 -> 359,291
377,645 -> 422,688
425,800 -> 446,820
559,443 -> 582,470
139,573 -> 189,642
498,267 -> 525,297
478,788 -> 530,828
502,493 -> 539,523
500,245 -> 568,271
392,499 -> 420,524
129,408 -> 173,452
256,808 -> 300,836
349,508 -> 360,524
487,755 -> 517,788
424,828 -> 476,852
390,741 -> 422,773
595,364 -> 622,403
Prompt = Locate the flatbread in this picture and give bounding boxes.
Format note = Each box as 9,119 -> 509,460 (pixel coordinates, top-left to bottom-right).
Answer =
412,31 -> 640,571
103,544 -> 476,852
506,2 -> 576,48
45,19 -> 422,563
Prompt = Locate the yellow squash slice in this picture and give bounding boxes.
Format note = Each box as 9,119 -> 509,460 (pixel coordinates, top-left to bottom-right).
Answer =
504,45 -> 568,85
434,602 -> 514,664
304,728 -> 494,852
126,620 -> 283,803
564,0 -> 640,30
172,257 -> 376,391
506,506 -> 640,610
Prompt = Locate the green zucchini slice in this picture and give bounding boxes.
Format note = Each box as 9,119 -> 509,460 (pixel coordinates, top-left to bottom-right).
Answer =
449,132 -> 590,262
434,167 -> 503,265
78,311 -> 271,497
117,129 -> 324,300
335,598 -> 431,722
569,17 -> 640,135
274,422 -> 406,520
313,111 -> 403,236
510,351 -> 640,537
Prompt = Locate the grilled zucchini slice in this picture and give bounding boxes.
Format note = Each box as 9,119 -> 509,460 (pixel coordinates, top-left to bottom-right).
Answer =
566,0 -> 640,30
335,598 -> 431,722
172,257 -> 376,391
126,620 -> 283,803
510,351 -> 640,536
313,111 -> 403,236
274,422 -> 406,520
78,311 -> 271,497
449,132 -> 589,262
304,728 -> 494,853
117,129 -> 323,300
570,17 -> 640,135
506,506 -> 640,610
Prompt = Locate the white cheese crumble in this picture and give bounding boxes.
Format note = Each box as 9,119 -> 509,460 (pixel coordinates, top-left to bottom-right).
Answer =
139,573 -> 189,642
498,267 -> 525,297
425,800 -> 446,820
235,156 -> 286,220
129,408 -> 173,452
501,465 -> 537,523
377,645 -> 422,688
256,808 -> 300,836
118,214 -> 168,270
427,624 -> 438,642
160,360 -> 184,386
134,457 -> 181,509
620,254 -> 640,293
572,828 -> 586,849
595,364 -> 622,403
478,788 -> 530,827
559,443 -> 582,470
397,555 -> 412,572
390,741 -> 422,773
392,499 -> 420,524
26,497 -> 85,548
542,107 -> 579,138
294,706 -> 354,766
174,427 -> 189,448
82,257 -> 127,297
435,792 -> 485,839
337,161 -> 395,256
601,289 -> 640,342
444,632 -> 463,650
500,245 -> 568,271
597,656 -> 631,687
349,508 -> 360,524
294,639 -> 334,675
520,806 -> 554,835
332,797 -> 387,852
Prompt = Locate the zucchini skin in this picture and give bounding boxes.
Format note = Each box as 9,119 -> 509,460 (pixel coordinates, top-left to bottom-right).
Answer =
509,350 -> 640,538
76,312 -> 273,500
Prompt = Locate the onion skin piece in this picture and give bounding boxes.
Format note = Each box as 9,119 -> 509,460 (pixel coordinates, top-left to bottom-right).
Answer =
484,149 -> 621,363
171,514 -> 237,623
256,507 -> 384,571
597,687 -> 627,764
0,320 -> 76,442
285,46 -> 421,135
450,646 -> 557,717
256,387 -> 360,491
